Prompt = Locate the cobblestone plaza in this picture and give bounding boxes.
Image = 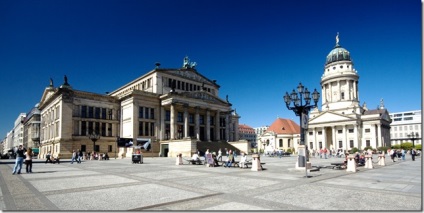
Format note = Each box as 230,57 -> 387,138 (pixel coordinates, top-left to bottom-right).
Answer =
0,155 -> 421,211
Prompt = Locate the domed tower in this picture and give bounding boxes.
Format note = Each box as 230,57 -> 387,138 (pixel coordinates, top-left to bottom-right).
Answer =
321,33 -> 361,114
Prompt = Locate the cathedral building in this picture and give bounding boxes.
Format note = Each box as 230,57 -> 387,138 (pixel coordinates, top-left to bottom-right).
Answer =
38,57 -> 241,159
307,35 -> 391,152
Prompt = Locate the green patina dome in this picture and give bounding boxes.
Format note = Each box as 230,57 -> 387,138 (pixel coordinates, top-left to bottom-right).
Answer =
325,44 -> 351,65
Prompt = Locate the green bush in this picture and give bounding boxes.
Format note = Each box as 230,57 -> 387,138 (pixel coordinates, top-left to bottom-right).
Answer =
286,149 -> 292,153
391,144 -> 401,149
363,146 -> 373,151
400,142 -> 414,150
349,147 -> 359,154
377,146 -> 389,153
415,144 -> 422,150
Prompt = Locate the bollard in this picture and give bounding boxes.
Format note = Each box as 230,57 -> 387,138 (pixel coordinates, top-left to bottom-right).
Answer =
378,154 -> 386,166
364,155 -> 373,169
346,155 -> 356,172
176,153 -> 183,165
251,154 -> 262,171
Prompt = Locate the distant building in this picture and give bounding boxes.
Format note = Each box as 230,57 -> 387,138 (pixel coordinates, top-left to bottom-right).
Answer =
22,103 -> 42,154
258,118 -> 300,152
389,110 -> 421,146
308,34 -> 391,151
13,113 -> 26,148
254,126 -> 269,136
238,124 -> 256,147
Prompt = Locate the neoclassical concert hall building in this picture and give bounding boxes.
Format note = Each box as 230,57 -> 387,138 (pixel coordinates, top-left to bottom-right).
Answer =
38,57 -> 242,159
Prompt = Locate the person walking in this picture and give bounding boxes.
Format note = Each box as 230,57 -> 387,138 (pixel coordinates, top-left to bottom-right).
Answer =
411,149 -> 417,161
77,149 -> 83,163
45,151 -> 53,164
401,149 -> 406,161
25,148 -> 33,173
224,150 -> 234,168
12,145 -> 25,175
70,150 -> 77,164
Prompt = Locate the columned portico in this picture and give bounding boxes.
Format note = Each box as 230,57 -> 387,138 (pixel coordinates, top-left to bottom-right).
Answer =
215,110 -> 220,141
183,106 -> 189,138
206,109 -> 211,141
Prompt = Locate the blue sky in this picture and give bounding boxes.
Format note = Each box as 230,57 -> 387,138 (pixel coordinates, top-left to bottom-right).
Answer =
0,0 -> 421,138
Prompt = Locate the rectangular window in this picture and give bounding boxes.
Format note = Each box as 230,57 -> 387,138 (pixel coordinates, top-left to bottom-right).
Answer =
150,108 -> 154,119
349,140 -> 354,148
182,81 -> 185,90
108,123 -> 112,137
309,132 -> 313,135
139,122 -> 144,136
108,109 -> 113,120
199,115 -> 204,125
349,129 -> 354,133
365,129 -> 370,133
339,141 -> 343,148
399,126 -> 402,131
310,142 -> 313,149
338,130 -> 343,134
95,107 -> 100,119
101,108 -> 106,119
145,122 -> 149,136
279,139 -> 283,147
165,110 -> 170,121
81,121 -> 86,136
81,106 -> 87,118
189,114 -> 194,124
404,117 -> 413,121
95,122 -> 100,134
94,145 -> 99,152
88,122 -> 93,134
81,145 -> 86,152
88,107 -> 94,118
341,92 -> 345,100
318,131 -> 322,135
177,112 -> 183,122
101,123 -> 106,136
394,118 -> 402,121
108,145 -> 112,152
150,123 -> 155,136
366,140 -> 370,147
319,142 -> 322,148
394,127 -> 397,131
145,108 -> 149,119
288,139 -> 291,147
139,107 -> 144,118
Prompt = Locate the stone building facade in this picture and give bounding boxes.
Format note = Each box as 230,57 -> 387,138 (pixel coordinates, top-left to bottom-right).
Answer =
38,57 -> 240,158
307,35 -> 391,151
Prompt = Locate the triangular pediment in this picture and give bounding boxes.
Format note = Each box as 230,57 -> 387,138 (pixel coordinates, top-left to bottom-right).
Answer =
164,69 -> 218,86
309,111 -> 355,124
39,87 -> 57,108
180,91 -> 229,105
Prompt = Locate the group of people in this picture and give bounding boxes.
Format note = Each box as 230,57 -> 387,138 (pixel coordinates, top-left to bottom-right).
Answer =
45,151 -> 60,164
191,148 -> 248,168
388,148 -> 419,162
12,145 -> 34,174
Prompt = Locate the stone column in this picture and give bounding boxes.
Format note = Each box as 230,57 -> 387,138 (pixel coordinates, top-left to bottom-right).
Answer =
183,106 -> 189,138
225,113 -> 230,142
215,110 -> 220,141
160,107 -> 165,140
338,80 -> 341,101
353,81 -> 358,100
170,104 -> 175,140
332,126 -> 336,149
377,124 -> 382,148
206,109 -> 211,142
195,107 -> 200,141
354,125 -> 359,148
342,125 -> 347,150
322,127 -> 326,148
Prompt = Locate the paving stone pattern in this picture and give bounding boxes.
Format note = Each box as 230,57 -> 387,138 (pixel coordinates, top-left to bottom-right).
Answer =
0,154 -> 421,211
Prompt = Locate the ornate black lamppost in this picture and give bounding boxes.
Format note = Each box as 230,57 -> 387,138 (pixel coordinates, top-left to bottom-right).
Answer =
284,83 -> 320,177
88,132 -> 100,153
407,132 -> 419,148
